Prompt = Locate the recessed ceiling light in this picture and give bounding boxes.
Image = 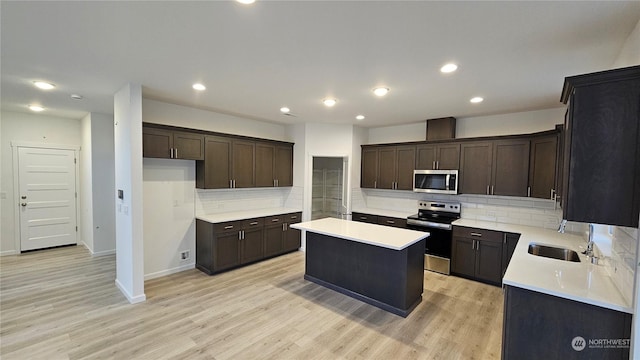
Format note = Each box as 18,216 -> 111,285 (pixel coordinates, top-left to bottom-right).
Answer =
356,115 -> 365,120
236,0 -> 255,3
373,87 -> 389,97
323,99 -> 337,107
28,105 -> 44,112
70,94 -> 83,100
192,83 -> 206,91
33,81 -> 55,90
280,107 -> 290,113
470,97 -> 484,103
440,63 -> 458,73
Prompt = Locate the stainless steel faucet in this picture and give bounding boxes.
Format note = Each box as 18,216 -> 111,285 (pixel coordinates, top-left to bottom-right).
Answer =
583,223 -> 595,257
557,219 -> 567,233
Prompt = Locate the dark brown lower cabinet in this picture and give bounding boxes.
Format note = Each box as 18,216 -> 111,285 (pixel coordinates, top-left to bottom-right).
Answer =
502,286 -> 631,360
352,212 -> 379,224
451,226 -> 503,286
196,212 -> 301,275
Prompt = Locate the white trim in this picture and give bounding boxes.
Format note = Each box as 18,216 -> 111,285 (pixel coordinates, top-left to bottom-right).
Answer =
81,242 -> 115,257
0,250 -> 19,256
115,279 -> 146,304
10,141 -> 80,151
144,263 -> 195,280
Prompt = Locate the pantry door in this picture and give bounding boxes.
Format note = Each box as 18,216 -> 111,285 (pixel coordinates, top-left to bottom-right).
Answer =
18,147 -> 78,251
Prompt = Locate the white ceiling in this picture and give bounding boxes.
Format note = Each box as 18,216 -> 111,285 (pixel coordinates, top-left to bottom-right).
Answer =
2,1 -> 639,128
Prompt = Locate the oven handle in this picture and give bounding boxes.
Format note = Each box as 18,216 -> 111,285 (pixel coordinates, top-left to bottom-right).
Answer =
406,218 -> 453,230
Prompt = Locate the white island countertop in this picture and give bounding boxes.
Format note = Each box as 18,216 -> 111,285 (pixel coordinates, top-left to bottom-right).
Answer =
453,219 -> 632,314
291,217 -> 429,251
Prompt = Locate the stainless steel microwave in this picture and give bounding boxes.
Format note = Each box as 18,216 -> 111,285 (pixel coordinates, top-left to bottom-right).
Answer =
413,169 -> 459,194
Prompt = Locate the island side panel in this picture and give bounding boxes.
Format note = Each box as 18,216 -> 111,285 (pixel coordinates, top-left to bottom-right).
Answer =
304,231 -> 424,317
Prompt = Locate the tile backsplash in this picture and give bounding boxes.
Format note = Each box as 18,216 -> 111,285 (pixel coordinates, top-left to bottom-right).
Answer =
607,226 -> 638,306
195,186 -> 302,216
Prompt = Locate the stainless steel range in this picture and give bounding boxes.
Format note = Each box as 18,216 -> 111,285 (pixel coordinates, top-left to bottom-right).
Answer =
406,201 -> 461,275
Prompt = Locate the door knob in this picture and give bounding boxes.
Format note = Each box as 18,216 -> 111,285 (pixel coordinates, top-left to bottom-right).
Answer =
21,196 -> 27,199
21,203 -> 27,207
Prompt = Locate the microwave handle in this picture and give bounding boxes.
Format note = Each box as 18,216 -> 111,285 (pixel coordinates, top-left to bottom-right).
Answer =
445,174 -> 450,190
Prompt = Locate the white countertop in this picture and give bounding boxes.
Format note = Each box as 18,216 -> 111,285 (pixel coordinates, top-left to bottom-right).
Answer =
453,219 -> 632,313
291,217 -> 429,251
351,207 -> 416,219
196,207 -> 302,223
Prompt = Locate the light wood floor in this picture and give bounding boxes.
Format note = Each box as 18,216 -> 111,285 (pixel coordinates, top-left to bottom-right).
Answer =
0,245 -> 503,359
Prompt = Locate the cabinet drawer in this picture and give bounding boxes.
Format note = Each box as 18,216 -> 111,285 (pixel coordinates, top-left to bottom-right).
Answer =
453,226 -> 503,243
213,220 -> 243,234
264,215 -> 285,226
378,216 -> 407,228
283,212 -> 302,223
352,212 -> 378,224
241,218 -> 264,228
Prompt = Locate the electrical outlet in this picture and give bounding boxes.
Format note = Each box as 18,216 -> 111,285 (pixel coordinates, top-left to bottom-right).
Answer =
180,250 -> 190,261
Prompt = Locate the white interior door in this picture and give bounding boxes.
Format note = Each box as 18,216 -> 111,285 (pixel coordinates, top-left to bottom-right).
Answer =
18,147 -> 78,251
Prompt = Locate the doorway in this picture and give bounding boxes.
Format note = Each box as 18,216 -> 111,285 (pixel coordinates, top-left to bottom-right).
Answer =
311,156 -> 349,220
15,146 -> 78,251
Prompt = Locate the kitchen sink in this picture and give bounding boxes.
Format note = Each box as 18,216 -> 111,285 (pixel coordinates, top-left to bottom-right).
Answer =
528,243 -> 581,262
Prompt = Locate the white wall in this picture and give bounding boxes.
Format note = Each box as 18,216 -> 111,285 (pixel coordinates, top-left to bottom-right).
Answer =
143,99 -> 288,142
90,113 -> 116,254
367,122 -> 425,144
613,18 -> 640,68
0,111 -> 81,254
80,114 -> 94,253
456,108 -> 564,138
143,158 -> 195,279
114,84 -> 145,304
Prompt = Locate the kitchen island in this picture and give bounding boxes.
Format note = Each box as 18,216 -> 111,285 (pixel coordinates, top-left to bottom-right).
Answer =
291,217 -> 429,317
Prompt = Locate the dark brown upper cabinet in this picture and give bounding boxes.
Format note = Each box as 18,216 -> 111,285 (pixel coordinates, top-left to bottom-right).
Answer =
365,145 -> 415,190
197,135 -> 232,189
143,125 -> 204,160
459,141 -> 493,195
560,65 -> 640,227
416,143 -> 460,170
529,134 -> 559,199
255,142 -> 294,187
492,139 -> 530,197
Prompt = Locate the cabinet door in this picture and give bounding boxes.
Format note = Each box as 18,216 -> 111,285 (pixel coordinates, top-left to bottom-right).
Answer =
283,218 -> 301,252
501,233 -> 520,277
142,127 -> 173,159
416,144 -> 436,170
240,227 -> 264,264
361,147 -> 379,188
377,216 -> 407,228
255,143 -> 275,187
202,136 -> 232,189
475,240 -> 503,284
275,145 -> 293,187
232,140 -> 255,188
460,142 -> 493,194
451,237 -> 476,278
395,146 -> 416,190
436,143 -> 460,170
377,147 -> 397,189
173,132 -> 204,160
529,135 -> 558,199
492,139 -> 530,197
214,231 -> 241,271
263,224 -> 283,257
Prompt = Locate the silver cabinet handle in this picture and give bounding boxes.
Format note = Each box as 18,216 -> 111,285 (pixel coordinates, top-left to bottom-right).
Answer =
527,186 -> 531,197
491,185 -> 494,195
386,220 -> 395,224
249,222 -> 258,226
224,225 -> 234,230
291,216 -> 297,219
282,223 -> 286,231
374,180 -> 377,188
476,240 -> 480,250
437,161 -> 440,169
472,240 -> 476,250
274,179 -> 276,187
272,219 -> 280,222
175,148 -> 178,158
276,179 -> 279,187
486,185 -> 490,195
433,161 -> 436,170
238,231 -> 242,240
229,180 -> 233,188
170,148 -> 174,159
233,180 -> 236,188
470,232 -> 482,237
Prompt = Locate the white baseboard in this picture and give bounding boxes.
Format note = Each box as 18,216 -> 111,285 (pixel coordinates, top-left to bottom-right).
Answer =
81,242 -> 115,257
144,263 -> 195,281
0,250 -> 18,256
115,279 -> 146,304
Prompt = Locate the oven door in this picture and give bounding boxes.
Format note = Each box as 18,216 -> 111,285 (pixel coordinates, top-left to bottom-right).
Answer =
407,224 -> 452,275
